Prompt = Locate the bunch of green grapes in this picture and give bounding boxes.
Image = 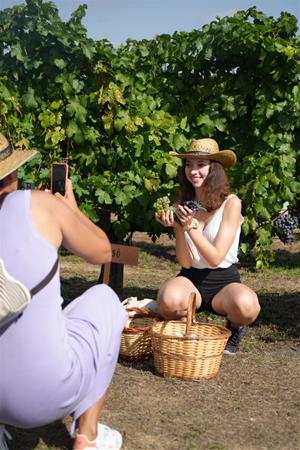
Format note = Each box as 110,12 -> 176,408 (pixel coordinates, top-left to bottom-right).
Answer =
154,196 -> 175,217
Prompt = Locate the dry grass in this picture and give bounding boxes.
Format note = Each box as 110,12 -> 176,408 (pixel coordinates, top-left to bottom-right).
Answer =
6,232 -> 300,450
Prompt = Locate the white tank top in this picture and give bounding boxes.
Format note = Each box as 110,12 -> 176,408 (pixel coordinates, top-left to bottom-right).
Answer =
184,195 -> 242,269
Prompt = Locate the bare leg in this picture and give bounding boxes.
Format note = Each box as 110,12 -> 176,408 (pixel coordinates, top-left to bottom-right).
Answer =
157,276 -> 201,320
212,283 -> 260,327
77,394 -> 106,441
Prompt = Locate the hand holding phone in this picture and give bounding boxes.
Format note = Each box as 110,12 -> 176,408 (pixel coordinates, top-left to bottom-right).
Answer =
51,162 -> 68,196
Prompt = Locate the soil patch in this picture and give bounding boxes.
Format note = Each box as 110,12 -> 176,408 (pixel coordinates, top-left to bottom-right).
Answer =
7,233 -> 300,450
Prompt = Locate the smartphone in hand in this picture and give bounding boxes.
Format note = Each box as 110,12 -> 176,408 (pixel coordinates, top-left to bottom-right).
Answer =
51,162 -> 68,196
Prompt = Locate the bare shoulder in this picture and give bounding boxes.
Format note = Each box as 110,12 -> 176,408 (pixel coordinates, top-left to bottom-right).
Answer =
31,190 -> 64,211
30,190 -> 68,224
30,190 -> 64,248
223,194 -> 241,216
226,194 -> 241,208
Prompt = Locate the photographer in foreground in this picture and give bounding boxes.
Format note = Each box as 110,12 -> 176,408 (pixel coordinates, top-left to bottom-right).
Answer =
0,133 -> 127,450
155,138 -> 260,355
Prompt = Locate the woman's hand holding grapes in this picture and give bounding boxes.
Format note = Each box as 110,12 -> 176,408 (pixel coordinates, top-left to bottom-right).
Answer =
155,208 -> 178,228
154,196 -> 180,228
174,204 -> 194,228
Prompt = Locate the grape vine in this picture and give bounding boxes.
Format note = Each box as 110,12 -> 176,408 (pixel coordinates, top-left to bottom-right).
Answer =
0,0 -> 299,268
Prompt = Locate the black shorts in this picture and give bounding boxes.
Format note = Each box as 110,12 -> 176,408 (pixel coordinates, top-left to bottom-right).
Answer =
177,265 -> 241,314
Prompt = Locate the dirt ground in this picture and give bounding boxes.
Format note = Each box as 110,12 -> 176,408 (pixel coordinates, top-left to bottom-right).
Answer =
7,233 -> 300,450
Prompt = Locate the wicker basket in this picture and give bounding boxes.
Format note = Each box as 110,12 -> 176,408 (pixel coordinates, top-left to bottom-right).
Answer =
120,307 -> 162,361
151,293 -> 231,380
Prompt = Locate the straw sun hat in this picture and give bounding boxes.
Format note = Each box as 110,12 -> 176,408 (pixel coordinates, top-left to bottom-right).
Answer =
0,133 -> 37,181
170,138 -> 237,168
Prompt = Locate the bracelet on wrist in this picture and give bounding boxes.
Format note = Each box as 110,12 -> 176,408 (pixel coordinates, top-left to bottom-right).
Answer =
183,218 -> 199,231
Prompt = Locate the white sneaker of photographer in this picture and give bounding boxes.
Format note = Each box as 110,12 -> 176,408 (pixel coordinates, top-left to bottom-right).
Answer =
96,424 -> 122,450
73,424 -> 122,450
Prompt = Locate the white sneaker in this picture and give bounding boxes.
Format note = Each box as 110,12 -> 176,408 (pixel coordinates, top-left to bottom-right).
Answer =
0,425 -> 12,450
96,424 -> 122,450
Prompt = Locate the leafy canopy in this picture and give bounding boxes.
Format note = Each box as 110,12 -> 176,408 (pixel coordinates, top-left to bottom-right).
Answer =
1,1 -> 299,267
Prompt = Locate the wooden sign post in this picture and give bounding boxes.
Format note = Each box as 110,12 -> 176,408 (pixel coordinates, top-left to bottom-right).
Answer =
99,243 -> 139,286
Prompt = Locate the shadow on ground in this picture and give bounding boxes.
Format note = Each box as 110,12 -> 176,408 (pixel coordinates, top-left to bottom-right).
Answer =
7,421 -> 71,450
256,291 -> 300,339
133,238 -> 176,263
271,248 -> 300,269
61,277 -> 158,305
61,278 -> 96,306
61,275 -> 300,340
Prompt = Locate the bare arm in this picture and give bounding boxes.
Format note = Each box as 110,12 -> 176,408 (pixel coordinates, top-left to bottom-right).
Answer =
174,227 -> 193,268
31,184 -> 112,265
54,179 -> 109,246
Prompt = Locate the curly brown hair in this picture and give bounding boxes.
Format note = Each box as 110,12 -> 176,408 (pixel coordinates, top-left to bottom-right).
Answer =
177,161 -> 231,212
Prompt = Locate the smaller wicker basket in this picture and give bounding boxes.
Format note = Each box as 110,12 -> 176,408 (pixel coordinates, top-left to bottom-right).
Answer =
120,307 -> 162,361
151,293 -> 231,381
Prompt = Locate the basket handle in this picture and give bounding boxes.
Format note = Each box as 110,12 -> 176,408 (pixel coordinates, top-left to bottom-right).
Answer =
185,292 -> 197,337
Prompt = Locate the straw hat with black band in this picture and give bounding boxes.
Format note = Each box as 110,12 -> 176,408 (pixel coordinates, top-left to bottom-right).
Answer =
170,138 -> 237,169
0,133 -> 37,181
